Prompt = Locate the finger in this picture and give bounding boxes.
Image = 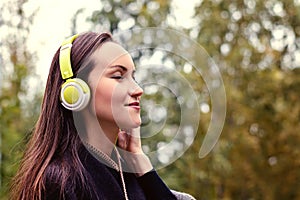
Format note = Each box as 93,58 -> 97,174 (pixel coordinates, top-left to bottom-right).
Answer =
117,130 -> 128,149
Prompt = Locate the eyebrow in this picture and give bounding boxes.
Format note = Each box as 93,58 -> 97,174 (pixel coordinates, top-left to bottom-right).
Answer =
110,65 -> 128,72
110,65 -> 136,74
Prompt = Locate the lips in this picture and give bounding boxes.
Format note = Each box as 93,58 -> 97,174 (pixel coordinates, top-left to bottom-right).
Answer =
128,102 -> 139,106
126,102 -> 140,110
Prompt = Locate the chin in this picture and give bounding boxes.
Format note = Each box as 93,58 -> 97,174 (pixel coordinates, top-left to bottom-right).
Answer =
118,119 -> 141,129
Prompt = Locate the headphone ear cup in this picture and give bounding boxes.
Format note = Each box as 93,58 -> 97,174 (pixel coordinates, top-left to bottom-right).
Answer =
60,78 -> 90,111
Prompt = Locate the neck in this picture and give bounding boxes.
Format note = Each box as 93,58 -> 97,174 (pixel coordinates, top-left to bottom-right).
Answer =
85,131 -> 114,156
81,111 -> 119,156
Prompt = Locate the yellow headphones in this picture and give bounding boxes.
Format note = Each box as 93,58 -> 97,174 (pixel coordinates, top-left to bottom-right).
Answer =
59,34 -> 91,111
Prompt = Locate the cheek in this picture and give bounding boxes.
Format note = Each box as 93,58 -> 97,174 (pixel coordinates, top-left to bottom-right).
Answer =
95,88 -> 112,105
93,80 -> 125,120
94,80 -> 115,118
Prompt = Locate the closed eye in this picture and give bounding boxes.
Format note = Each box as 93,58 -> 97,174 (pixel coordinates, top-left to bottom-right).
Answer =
111,71 -> 124,79
111,75 -> 124,79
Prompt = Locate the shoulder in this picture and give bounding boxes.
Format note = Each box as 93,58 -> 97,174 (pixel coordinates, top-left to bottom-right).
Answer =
42,157 -> 95,200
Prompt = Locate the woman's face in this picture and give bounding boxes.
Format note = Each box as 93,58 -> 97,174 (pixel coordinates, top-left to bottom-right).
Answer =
88,42 -> 143,130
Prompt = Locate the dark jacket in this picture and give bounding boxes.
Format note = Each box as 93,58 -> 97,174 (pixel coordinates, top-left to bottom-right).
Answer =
43,147 -> 177,200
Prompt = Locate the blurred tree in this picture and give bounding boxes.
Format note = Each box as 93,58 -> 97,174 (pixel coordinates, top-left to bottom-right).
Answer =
88,0 -> 171,33
188,0 -> 300,199
0,0 -> 40,198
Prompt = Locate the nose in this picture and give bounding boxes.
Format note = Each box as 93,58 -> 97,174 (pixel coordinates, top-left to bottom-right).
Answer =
129,82 -> 143,99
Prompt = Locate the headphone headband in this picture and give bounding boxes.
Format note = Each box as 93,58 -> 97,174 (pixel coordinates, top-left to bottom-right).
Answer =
59,34 -> 79,80
59,34 -> 91,111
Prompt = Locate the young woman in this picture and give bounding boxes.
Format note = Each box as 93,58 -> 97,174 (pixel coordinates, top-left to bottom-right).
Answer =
10,32 -> 196,200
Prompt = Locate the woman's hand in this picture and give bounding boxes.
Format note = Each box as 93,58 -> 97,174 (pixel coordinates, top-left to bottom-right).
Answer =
117,127 -> 143,154
117,127 -> 153,176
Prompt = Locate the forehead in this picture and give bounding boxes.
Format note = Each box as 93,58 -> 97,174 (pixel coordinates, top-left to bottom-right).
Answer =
92,42 -> 130,67
87,41 -> 135,86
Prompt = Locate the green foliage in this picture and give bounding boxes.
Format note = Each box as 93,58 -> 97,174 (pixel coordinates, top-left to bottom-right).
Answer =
189,0 -> 300,199
0,0 -> 40,198
88,0 -> 171,32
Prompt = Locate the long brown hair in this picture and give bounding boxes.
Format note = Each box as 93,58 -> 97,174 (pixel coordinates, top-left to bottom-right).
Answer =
11,32 -> 113,200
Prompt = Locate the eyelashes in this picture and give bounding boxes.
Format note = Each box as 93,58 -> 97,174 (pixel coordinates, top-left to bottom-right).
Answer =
111,72 -> 137,82
111,75 -> 124,80
111,70 -> 124,80
111,76 -> 138,83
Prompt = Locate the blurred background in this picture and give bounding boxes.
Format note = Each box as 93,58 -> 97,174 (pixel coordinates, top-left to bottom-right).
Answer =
1,0 -> 300,199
